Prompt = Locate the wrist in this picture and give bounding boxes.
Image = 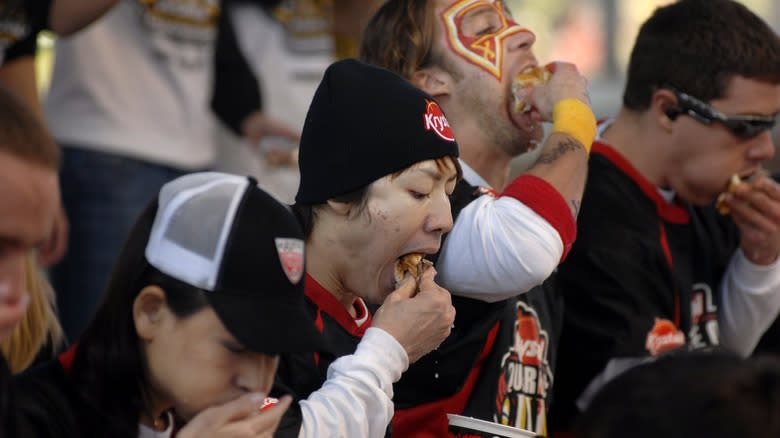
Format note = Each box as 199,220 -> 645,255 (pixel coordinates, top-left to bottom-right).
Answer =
551,98 -> 597,153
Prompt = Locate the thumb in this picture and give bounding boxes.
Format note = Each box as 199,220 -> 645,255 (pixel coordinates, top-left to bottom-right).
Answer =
388,275 -> 417,301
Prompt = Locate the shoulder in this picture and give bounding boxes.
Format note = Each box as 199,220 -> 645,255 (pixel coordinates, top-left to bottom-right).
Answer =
5,359 -> 82,437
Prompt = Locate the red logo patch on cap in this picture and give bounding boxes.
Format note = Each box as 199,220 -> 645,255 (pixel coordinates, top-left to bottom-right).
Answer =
274,238 -> 304,284
423,99 -> 455,142
645,318 -> 686,356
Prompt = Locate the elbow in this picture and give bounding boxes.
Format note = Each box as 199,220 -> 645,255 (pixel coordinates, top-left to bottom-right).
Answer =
48,11 -> 82,36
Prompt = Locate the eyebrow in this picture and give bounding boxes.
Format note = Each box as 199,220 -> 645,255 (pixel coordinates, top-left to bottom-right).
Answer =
462,5 -> 499,21
418,167 -> 458,183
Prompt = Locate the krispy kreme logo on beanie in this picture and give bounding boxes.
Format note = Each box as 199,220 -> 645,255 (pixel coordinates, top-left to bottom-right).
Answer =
424,99 -> 455,142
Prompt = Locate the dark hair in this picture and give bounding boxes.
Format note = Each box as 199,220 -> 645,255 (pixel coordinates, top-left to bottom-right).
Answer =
292,186 -> 371,239
359,0 -> 437,80
69,197 -> 210,437
575,350 -> 780,438
623,0 -> 780,110
292,157 -> 462,238
0,85 -> 60,169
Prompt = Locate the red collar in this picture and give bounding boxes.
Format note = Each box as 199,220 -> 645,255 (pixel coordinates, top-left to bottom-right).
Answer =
592,141 -> 689,224
304,273 -> 371,337
58,343 -> 78,372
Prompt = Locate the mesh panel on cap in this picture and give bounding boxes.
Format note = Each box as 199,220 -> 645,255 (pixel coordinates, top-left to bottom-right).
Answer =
146,173 -> 249,292
164,184 -> 235,260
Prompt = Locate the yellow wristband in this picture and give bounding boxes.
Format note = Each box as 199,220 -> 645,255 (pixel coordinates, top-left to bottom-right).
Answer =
551,98 -> 597,154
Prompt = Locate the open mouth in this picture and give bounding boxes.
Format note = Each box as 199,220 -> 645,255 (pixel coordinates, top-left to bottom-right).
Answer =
394,253 -> 427,289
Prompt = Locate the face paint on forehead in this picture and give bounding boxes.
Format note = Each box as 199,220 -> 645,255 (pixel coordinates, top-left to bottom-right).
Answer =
441,0 -> 533,81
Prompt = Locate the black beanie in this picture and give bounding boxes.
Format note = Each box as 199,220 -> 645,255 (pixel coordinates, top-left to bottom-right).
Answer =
295,58 -> 459,204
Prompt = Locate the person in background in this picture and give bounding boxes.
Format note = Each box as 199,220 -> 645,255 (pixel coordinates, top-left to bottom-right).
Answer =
575,350 -> 780,438
0,83 -> 60,345
551,0 -> 780,434
2,171 -> 326,437
213,0 -> 384,203
0,0 -> 118,268
360,0 -> 594,434
1,252 -> 64,374
271,58 -> 458,437
44,0 -> 296,341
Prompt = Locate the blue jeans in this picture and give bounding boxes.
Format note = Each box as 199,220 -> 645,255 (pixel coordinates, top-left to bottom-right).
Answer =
50,146 -> 191,341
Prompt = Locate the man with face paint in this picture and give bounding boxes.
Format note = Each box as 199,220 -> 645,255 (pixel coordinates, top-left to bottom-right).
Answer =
361,0 -> 595,435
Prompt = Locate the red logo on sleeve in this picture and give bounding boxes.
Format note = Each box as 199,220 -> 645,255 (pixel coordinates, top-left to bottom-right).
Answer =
424,100 -> 456,142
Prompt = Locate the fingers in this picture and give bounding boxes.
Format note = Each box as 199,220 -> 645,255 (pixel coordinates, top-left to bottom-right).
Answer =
388,274 -> 419,301
263,119 -> 300,141
241,111 -> 301,145
524,61 -> 590,121
203,392 -> 268,425
248,395 -> 293,437
730,177 -> 780,265
264,148 -> 296,167
730,177 -> 780,233
180,392 -> 283,438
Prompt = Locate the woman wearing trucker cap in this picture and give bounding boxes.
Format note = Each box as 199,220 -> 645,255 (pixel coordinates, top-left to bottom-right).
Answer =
1,172 -> 323,437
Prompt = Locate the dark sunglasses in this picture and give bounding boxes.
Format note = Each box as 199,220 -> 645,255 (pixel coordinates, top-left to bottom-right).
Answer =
662,84 -> 777,138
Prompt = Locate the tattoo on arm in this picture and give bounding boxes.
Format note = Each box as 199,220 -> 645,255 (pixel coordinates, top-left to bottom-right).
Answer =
571,199 -> 581,218
536,138 -> 582,165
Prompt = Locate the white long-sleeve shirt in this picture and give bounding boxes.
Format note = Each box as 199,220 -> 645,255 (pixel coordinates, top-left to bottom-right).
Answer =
437,160 -> 575,302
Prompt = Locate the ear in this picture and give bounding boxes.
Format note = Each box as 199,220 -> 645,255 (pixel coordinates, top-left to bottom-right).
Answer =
326,199 -> 353,217
651,88 -> 680,131
133,285 -> 168,341
411,67 -> 451,99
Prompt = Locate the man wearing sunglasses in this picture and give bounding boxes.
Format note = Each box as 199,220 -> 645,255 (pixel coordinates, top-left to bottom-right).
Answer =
550,0 -> 780,435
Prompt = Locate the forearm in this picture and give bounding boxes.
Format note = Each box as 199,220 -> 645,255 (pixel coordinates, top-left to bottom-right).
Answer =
48,0 -> 119,35
718,248 -> 780,357
526,132 -> 589,220
298,328 -> 408,438
0,57 -> 44,123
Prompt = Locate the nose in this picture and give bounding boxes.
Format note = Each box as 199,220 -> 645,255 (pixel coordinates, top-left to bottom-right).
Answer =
0,252 -> 30,342
506,28 -> 536,53
236,354 -> 279,394
425,192 -> 454,235
747,129 -> 775,162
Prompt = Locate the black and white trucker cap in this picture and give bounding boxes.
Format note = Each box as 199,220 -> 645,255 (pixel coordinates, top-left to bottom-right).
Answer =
145,172 -> 323,354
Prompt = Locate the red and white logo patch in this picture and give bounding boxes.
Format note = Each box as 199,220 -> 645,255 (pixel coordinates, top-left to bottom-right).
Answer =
645,318 -> 686,356
423,99 -> 456,142
274,238 -> 304,284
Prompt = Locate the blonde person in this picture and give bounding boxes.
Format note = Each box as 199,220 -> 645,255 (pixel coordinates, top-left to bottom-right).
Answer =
1,252 -> 64,374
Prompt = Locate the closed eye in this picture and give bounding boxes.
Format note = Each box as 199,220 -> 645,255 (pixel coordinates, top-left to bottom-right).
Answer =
223,341 -> 248,355
476,25 -> 498,36
410,191 -> 430,200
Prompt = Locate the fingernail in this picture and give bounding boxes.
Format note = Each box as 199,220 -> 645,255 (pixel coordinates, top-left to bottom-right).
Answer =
0,282 -> 9,300
249,392 -> 267,408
